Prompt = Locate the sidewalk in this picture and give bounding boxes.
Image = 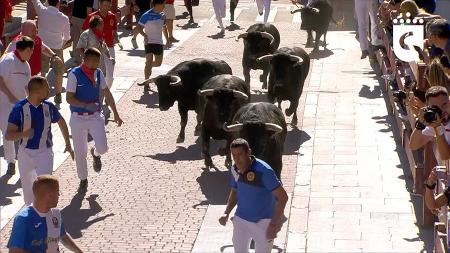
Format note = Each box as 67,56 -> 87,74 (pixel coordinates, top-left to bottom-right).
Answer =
285,31 -> 433,252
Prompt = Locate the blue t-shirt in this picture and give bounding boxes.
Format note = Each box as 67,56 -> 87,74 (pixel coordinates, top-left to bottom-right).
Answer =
139,8 -> 166,45
8,99 -> 61,150
7,206 -> 66,252
229,157 -> 282,223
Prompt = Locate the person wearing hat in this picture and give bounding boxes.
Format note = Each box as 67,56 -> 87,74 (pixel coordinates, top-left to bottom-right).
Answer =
218,138 -> 288,252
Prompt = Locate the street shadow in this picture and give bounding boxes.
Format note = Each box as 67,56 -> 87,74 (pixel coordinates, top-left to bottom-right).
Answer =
177,22 -> 200,30
309,48 -> 334,59
175,12 -> 190,20
372,115 -> 393,133
61,193 -> 115,239
207,31 -> 225,40
284,128 -> 310,155
194,169 -> 229,207
146,138 -> 203,163
132,89 -> 159,109
359,84 -> 382,99
225,23 -> 243,31
0,175 -> 21,206
123,49 -> 146,57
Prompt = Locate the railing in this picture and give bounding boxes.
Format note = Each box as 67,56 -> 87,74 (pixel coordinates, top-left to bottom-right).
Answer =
375,11 -> 450,252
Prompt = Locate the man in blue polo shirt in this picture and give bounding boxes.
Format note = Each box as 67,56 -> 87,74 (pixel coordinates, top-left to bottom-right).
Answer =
219,138 -> 288,253
66,47 -> 123,194
5,76 -> 73,205
8,175 -> 83,252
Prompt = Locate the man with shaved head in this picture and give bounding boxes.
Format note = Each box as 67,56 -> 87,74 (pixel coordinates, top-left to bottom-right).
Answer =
6,20 -> 64,103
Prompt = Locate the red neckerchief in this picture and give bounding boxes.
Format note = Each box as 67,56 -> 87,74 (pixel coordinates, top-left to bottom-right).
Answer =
80,64 -> 97,85
13,50 -> 25,62
92,28 -> 104,42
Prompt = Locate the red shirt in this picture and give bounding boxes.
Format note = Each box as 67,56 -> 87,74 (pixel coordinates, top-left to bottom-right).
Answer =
13,34 -> 43,75
166,0 -> 175,4
82,11 -> 117,47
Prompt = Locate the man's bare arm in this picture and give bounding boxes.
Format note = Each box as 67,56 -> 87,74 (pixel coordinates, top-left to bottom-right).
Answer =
61,234 -> 83,253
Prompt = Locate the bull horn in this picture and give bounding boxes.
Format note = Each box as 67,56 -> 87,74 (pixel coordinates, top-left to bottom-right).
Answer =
232,90 -> 249,100
289,55 -> 303,63
235,32 -> 248,41
223,122 -> 244,132
198,89 -> 215,96
256,54 -> 274,62
290,5 -> 304,14
311,7 -> 319,13
260,32 -> 275,46
137,77 -> 156,86
169,75 -> 182,86
264,123 -> 283,133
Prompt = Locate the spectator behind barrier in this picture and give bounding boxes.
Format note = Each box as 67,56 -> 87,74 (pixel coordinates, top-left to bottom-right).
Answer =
427,18 -> 450,59
410,86 -> 450,160
425,166 -> 450,214
426,56 -> 450,88
400,0 -> 440,20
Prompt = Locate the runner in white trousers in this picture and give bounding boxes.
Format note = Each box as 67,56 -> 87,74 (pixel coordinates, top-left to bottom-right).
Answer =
355,0 -> 384,59
212,0 -> 226,34
66,47 -> 123,194
255,0 -> 271,23
5,76 -> 73,205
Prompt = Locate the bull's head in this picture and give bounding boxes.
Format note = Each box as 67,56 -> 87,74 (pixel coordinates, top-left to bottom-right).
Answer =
199,88 -> 249,128
236,31 -> 275,57
137,75 -> 182,111
290,5 -> 319,14
223,121 -> 283,158
258,53 -> 305,91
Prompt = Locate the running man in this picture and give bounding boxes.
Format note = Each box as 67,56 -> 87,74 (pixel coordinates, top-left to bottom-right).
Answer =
5,76 -> 73,205
66,47 -> 123,193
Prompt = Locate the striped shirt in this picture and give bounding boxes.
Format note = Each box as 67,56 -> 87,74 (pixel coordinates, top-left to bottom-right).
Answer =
139,9 -> 166,45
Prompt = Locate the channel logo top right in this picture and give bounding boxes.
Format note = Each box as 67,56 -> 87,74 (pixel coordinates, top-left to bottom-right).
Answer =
392,12 -> 425,62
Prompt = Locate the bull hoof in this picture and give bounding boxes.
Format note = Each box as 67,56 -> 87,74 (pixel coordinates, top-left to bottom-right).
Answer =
262,83 -> 267,89
225,159 -> 232,168
205,158 -> 214,168
176,136 -> 185,143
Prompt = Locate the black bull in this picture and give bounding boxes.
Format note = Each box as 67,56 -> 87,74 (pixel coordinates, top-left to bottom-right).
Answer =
197,74 -> 250,168
224,102 -> 287,179
291,0 -> 341,51
257,46 -> 311,125
138,58 -> 232,143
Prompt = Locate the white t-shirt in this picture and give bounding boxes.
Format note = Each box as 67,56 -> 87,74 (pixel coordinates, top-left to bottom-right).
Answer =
422,120 -> 450,144
0,52 -> 31,105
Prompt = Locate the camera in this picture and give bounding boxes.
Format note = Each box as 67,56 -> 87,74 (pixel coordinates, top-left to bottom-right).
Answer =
423,105 -> 443,124
393,90 -> 407,102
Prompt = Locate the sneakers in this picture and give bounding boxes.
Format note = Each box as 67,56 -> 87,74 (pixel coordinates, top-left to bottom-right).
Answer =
6,163 -> 15,175
54,93 -> 62,104
78,179 -> 88,193
91,148 -> 102,172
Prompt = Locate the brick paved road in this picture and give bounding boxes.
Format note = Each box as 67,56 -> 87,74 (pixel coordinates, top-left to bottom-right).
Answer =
1,0 -> 315,251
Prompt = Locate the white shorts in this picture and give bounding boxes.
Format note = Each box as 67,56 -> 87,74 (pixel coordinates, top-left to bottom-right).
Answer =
164,4 -> 176,20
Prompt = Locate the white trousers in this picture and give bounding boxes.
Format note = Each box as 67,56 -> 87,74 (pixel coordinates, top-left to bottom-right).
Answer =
212,0 -> 226,29
105,47 -> 115,89
232,216 -> 274,253
355,0 -> 383,50
0,102 -> 15,163
69,112 -> 108,180
17,147 -> 53,205
255,0 -> 271,23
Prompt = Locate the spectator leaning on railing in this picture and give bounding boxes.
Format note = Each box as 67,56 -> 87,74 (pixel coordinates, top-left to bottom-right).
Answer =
410,86 -> 450,160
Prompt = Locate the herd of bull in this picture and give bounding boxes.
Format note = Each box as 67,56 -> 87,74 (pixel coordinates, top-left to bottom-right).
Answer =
137,0 -> 339,178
